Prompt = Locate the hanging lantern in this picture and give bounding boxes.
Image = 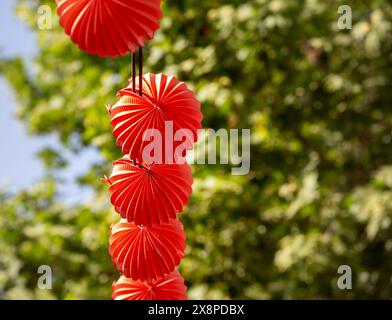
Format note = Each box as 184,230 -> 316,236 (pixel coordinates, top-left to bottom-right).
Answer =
109,73 -> 203,162
57,0 -> 203,301
109,219 -> 186,282
112,270 -> 187,300
56,0 -> 162,57
106,155 -> 193,225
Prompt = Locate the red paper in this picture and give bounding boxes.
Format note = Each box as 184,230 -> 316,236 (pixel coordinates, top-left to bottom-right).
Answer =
112,270 -> 187,300
107,155 -> 193,225
109,73 -> 203,162
109,219 -> 186,282
56,0 -> 162,57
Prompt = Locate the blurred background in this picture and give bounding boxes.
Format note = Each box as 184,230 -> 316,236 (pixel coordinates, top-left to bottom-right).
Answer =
0,0 -> 392,299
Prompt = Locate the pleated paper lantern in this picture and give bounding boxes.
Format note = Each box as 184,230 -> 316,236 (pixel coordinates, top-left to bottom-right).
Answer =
112,270 -> 187,300
109,219 -> 186,282
106,155 -> 193,225
56,0 -> 195,301
109,73 -> 203,162
56,0 -> 162,57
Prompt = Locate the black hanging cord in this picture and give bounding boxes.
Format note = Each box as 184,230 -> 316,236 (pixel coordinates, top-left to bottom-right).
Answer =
139,47 -> 143,97
132,52 -> 136,93
131,49 -> 143,96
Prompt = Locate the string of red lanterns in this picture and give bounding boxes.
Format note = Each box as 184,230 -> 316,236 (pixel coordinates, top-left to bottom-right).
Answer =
56,0 -> 203,300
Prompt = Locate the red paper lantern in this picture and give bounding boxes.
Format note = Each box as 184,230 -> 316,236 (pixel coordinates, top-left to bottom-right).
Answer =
109,73 -> 203,162
56,0 -> 199,301
56,0 -> 162,57
106,155 -> 193,225
112,270 -> 187,300
109,219 -> 186,282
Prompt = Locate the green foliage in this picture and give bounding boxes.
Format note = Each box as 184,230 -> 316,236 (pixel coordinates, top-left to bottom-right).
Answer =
1,0 -> 392,299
